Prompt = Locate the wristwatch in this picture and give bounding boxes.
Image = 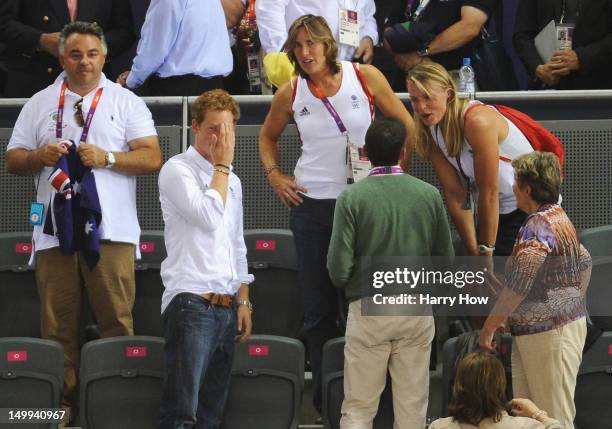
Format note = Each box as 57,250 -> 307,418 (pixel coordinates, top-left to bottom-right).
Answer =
105,151 -> 116,169
417,45 -> 430,57
478,244 -> 495,254
237,298 -> 253,312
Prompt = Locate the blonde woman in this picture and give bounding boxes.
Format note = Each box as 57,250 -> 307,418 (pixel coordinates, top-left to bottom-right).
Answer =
407,62 -> 533,259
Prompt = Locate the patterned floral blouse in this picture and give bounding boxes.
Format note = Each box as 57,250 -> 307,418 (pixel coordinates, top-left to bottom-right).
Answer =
505,204 -> 591,336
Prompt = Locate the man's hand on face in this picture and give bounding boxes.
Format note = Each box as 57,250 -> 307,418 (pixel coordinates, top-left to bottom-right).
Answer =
211,121 -> 236,167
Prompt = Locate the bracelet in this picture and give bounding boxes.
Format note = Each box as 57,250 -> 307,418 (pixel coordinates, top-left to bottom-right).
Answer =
531,409 -> 547,420
214,163 -> 230,170
213,167 -> 230,176
265,164 -> 281,176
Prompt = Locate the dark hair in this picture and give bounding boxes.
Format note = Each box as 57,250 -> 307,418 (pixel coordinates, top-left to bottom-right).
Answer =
59,21 -> 107,56
364,117 -> 407,166
448,352 -> 507,425
512,152 -> 561,205
285,15 -> 339,78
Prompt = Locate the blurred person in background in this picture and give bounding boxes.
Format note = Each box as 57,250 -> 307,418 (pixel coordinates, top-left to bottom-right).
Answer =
0,0 -> 133,97
514,0 -> 612,89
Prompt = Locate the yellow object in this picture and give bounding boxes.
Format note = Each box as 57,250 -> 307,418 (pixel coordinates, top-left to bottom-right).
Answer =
263,52 -> 296,88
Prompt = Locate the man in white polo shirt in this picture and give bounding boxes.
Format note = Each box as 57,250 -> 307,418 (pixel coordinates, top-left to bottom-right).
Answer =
5,22 -> 161,419
157,89 -> 253,428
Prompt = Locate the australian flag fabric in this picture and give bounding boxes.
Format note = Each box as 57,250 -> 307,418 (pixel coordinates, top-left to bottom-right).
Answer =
43,140 -> 102,268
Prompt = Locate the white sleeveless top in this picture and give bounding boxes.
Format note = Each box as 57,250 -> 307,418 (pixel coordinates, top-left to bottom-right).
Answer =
431,101 -> 533,214
292,61 -> 373,199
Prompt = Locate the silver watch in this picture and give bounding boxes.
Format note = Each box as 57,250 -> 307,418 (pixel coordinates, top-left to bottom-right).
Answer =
236,298 -> 253,312
478,244 -> 495,254
105,151 -> 116,169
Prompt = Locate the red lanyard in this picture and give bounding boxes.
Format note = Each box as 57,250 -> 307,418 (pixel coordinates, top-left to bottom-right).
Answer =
56,80 -> 104,143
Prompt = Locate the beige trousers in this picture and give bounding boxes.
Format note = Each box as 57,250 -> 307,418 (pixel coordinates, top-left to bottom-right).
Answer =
36,243 -> 135,411
340,299 -> 434,429
512,317 -> 587,429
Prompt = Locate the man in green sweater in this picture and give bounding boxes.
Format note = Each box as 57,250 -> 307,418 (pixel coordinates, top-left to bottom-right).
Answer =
327,117 -> 453,429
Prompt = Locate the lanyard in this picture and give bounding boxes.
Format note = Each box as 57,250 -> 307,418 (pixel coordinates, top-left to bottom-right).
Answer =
369,166 -> 404,176
309,80 -> 348,135
411,0 -> 431,21
56,80 -> 104,143
248,0 -> 255,21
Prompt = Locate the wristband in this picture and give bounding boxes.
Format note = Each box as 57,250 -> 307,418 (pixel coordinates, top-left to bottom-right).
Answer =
213,167 -> 230,176
265,164 -> 281,176
214,163 -> 230,170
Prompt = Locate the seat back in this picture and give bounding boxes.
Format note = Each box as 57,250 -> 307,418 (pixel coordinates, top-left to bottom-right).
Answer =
579,226 -> 612,330
0,338 -> 63,428
133,231 -> 166,337
575,331 -> 612,429
222,335 -> 305,429
0,233 -> 40,337
321,337 -> 394,429
244,230 -> 303,339
79,336 -> 165,429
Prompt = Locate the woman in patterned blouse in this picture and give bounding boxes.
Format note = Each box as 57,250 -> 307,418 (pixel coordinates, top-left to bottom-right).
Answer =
479,151 -> 591,429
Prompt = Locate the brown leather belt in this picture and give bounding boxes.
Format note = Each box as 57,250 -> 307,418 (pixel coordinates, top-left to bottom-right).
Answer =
200,293 -> 234,308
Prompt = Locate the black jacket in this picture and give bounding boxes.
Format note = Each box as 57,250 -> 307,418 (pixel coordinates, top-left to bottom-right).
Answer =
513,0 -> 612,89
0,0 -> 134,97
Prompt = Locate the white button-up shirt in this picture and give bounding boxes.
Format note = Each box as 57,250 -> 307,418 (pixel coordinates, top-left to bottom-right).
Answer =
255,0 -> 379,61
158,146 -> 254,313
7,72 -> 157,260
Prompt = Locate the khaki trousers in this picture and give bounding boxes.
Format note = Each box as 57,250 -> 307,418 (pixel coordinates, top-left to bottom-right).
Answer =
512,317 -> 587,429
36,243 -> 135,411
340,299 -> 434,429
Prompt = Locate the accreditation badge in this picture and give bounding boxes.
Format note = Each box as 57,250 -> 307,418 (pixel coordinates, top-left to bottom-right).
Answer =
339,9 -> 360,48
346,138 -> 371,184
556,23 -> 575,50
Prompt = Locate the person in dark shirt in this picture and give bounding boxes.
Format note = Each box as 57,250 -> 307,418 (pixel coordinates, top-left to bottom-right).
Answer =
513,0 -> 612,89
383,0 -> 498,74
0,0 -> 134,97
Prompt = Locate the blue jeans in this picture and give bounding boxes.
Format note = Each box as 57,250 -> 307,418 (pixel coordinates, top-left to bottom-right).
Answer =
290,195 -> 344,413
158,293 -> 237,429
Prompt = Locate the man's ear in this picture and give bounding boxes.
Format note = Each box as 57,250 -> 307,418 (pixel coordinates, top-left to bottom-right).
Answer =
191,118 -> 199,134
398,146 -> 406,164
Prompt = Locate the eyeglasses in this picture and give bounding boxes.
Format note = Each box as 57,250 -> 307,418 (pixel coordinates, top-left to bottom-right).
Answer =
74,99 -> 84,127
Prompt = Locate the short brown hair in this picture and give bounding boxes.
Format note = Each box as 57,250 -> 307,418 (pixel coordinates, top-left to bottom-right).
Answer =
191,89 -> 240,125
448,352 -> 507,425
285,15 -> 339,79
512,151 -> 561,204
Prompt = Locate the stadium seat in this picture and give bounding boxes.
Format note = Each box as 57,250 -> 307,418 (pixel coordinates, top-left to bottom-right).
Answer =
575,331 -> 612,429
441,332 -> 512,416
222,335 -> 305,429
133,231 -> 166,337
79,336 -> 165,429
578,226 -> 612,330
0,337 -> 64,427
321,337 -> 394,429
244,230 -> 303,339
0,232 -> 40,337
